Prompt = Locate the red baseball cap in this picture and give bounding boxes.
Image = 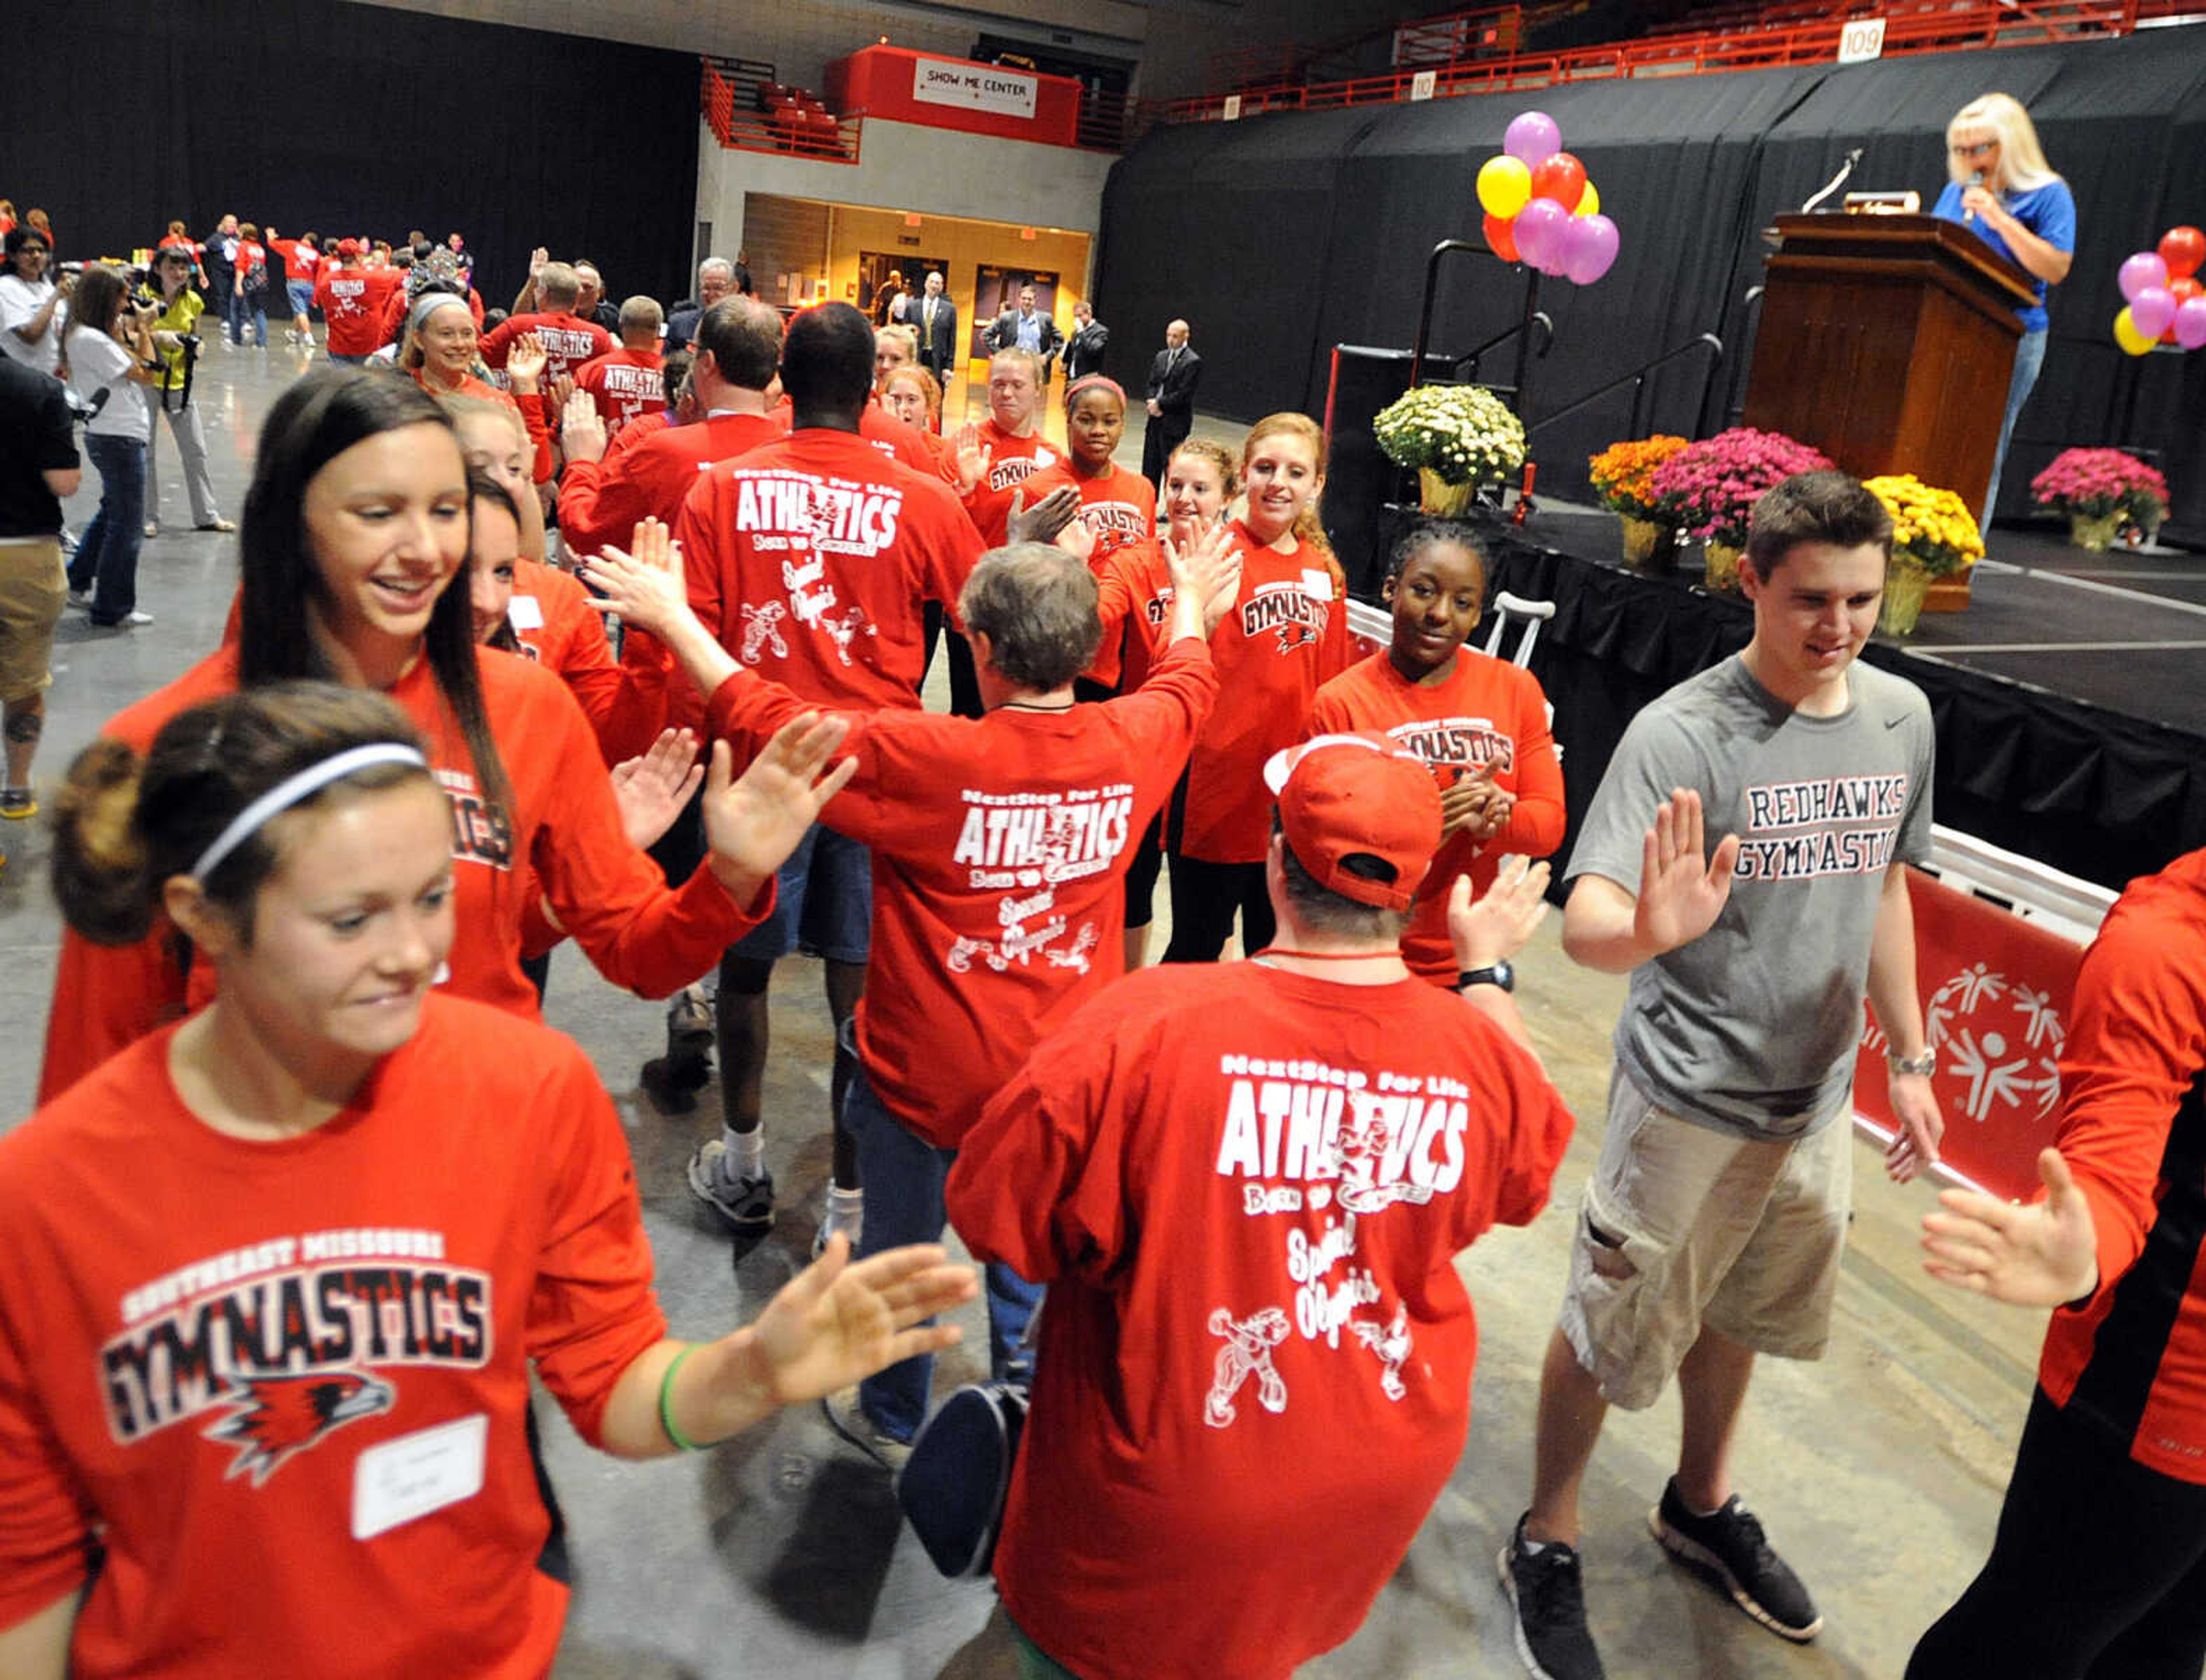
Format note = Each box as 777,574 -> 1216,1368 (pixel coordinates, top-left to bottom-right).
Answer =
336,238 -> 362,257
1263,733 -> 1441,912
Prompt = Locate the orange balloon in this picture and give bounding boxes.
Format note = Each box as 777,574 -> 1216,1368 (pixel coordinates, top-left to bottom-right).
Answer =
2160,225 -> 2205,281
1528,153 -> 1587,214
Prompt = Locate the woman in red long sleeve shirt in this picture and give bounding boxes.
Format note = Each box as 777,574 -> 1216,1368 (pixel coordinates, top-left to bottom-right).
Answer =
37,369 -> 807,1103
1308,521 -> 1565,986
402,292 -> 552,483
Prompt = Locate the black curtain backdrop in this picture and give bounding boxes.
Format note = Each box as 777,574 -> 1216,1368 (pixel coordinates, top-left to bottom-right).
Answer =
1096,32 -> 2206,536
0,0 -> 701,313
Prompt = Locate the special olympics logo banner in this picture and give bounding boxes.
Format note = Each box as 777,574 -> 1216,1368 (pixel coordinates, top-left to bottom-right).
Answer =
1857,866 -> 2085,1202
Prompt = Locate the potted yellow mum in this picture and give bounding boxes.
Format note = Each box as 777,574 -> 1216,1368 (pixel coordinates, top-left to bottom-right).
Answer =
1864,474 -> 1983,635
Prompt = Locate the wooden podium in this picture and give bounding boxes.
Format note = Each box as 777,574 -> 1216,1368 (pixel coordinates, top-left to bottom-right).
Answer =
1742,214 -> 2037,520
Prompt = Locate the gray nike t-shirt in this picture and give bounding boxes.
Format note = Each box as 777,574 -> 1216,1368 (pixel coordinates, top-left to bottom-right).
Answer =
1567,656 -> 1934,1139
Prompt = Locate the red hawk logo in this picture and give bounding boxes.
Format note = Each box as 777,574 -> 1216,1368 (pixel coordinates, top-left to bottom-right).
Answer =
205,1371 -> 395,1486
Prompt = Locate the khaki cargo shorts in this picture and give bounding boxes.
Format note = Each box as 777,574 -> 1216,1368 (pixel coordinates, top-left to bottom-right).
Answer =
1556,1066 -> 1852,1412
0,538 -> 65,702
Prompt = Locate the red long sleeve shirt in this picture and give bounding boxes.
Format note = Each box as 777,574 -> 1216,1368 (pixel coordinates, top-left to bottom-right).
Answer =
1308,649 -> 1566,982
508,558 -> 670,766
705,634 -> 1219,1147
313,265 -> 400,357
37,647 -> 762,1103
1170,523 -> 1349,864
2038,848 -> 2206,1482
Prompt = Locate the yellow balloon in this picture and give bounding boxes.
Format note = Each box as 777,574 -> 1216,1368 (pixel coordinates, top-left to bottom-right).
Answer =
1478,155 -> 1532,220
1576,180 -> 1600,218
2114,306 -> 2156,356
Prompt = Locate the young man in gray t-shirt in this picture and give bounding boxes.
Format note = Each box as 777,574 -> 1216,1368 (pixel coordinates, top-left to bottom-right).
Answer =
1502,472 -> 1946,1680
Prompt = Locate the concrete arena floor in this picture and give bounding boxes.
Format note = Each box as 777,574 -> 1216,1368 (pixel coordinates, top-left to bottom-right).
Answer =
0,342 -> 2051,1679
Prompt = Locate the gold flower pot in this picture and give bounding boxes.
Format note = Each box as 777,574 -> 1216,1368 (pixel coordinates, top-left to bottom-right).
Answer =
1702,540 -> 1744,591
2067,511 -> 2124,552
1418,468 -> 1477,518
1879,564 -> 1933,637
1619,516 -> 1676,568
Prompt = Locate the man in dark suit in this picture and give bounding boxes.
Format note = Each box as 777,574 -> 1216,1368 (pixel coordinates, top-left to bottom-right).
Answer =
913,271 -> 958,383
985,284 -> 1065,383
1063,300 -> 1109,382
1140,318 -> 1202,488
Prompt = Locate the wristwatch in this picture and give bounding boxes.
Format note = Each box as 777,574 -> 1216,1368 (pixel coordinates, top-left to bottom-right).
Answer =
1456,961 -> 1515,995
1887,1047 -> 1937,1078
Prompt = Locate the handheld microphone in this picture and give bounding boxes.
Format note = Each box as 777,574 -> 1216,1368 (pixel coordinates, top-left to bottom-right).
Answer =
1964,169 -> 1984,223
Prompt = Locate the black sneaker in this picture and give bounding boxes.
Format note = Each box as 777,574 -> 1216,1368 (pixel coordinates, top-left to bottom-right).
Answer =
1499,1513 -> 1606,1680
1649,1480 -> 1822,1642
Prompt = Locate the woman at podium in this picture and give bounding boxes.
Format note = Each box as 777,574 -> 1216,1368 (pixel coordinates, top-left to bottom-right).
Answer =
1931,93 -> 2077,527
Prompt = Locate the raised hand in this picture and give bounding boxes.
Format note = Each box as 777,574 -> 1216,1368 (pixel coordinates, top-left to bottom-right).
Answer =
1632,788 -> 1739,958
1006,484 -> 1081,546
1162,521 -> 1241,634
745,1237 -> 978,1406
954,430 -> 990,498
1922,1147 -> 2098,1305
609,729 -> 704,850
561,387 -> 608,465
580,519 -> 687,639
1440,764 -> 1499,841
1054,516 -> 1098,565
529,245 -> 549,279
1449,855 -> 1552,970
506,332 -> 549,391
701,714 -> 859,894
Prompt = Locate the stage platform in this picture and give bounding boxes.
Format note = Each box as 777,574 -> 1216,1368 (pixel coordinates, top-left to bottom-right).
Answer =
1445,502 -> 2206,893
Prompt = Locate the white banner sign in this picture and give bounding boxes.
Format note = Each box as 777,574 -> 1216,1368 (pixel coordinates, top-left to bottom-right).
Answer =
913,59 -> 1038,119
1410,70 -> 1438,101
1838,17 -> 1886,62
1222,94 -> 1243,121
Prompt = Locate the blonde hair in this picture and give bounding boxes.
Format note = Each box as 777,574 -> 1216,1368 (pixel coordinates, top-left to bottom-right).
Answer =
1947,94 -> 2061,192
989,346 -> 1045,387
1168,436 -> 1239,500
877,323 -> 918,364
1242,413 -> 1336,563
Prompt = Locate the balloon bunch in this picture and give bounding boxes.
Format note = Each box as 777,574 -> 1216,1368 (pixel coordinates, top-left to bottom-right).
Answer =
2113,226 -> 2206,355
1475,110 -> 1619,286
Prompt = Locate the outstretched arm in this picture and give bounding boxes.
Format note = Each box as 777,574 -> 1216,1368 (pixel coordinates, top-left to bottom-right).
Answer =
1561,788 -> 1739,973
596,1237 -> 978,1456
1868,863 -> 1943,1182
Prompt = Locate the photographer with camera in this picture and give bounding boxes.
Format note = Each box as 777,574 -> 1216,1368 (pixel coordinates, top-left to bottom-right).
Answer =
0,226 -> 69,377
139,246 -> 231,536
57,267 -> 163,628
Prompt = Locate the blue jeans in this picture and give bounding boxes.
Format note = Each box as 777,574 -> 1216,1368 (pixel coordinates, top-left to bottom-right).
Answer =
69,434 -> 147,623
1984,326 -> 2046,528
230,289 -> 267,346
285,278 -> 314,318
842,1032 -> 1042,1442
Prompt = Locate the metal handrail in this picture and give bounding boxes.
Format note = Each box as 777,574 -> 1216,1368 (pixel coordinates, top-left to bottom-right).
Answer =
1409,241 -> 1552,418
1526,332 -> 1724,438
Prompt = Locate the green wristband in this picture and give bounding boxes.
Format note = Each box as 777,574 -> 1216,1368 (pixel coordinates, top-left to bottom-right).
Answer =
658,1344 -> 703,1452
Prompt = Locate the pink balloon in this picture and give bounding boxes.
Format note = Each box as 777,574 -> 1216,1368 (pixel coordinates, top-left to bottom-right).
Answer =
2119,251 -> 2170,303
1562,213 -> 1621,285
1513,196 -> 1570,267
2132,285 -> 2178,340
2176,295 -> 2206,351
1505,110 -> 1561,165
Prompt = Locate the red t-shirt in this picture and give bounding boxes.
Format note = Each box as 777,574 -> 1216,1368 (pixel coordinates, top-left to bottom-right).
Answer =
2037,848 -> 2206,1482
604,409 -> 672,463
312,264 -> 400,356
267,237 -> 319,283
674,427 -> 982,714
37,648 -> 761,1104
233,241 -> 270,293
706,636 -> 1218,1147
946,964 -> 1575,1680
1093,538 -> 1176,694
479,311 -> 614,382
1023,461 -> 1156,570
957,421 -> 1062,546
0,1000 -> 665,1679
1171,523 -> 1349,863
1308,649 -> 1566,982
508,557 -> 670,767
573,348 -> 666,431
769,403 -> 948,481
557,411 -> 781,564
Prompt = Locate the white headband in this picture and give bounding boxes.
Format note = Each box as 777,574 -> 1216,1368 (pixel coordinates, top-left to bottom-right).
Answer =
191,744 -> 429,880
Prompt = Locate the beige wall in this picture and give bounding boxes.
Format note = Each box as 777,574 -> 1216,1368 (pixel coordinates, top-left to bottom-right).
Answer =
819,203 -> 1092,351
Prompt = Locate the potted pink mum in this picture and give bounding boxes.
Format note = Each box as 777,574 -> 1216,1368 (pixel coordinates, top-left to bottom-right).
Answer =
2028,448 -> 2170,550
1649,427 -> 1835,590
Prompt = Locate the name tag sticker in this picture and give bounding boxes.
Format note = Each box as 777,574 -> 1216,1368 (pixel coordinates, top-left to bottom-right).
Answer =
1301,569 -> 1335,601
352,1413 -> 487,1540
507,595 -> 546,630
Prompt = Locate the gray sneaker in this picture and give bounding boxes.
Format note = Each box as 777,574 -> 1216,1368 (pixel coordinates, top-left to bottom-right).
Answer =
686,1139 -> 774,1232
1501,1514 -> 1606,1680
821,1386 -> 912,1472
1650,1481 -> 1822,1642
